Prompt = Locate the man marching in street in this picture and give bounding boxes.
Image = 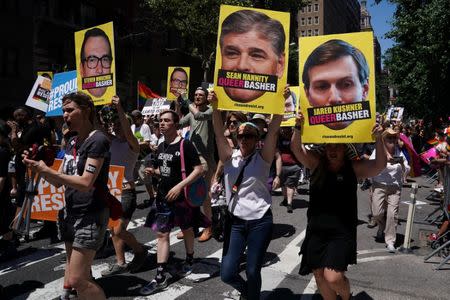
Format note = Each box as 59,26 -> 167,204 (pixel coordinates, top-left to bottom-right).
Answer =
140,109 -> 210,295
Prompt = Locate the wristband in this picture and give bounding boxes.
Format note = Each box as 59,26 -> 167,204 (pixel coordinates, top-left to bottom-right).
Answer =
294,125 -> 301,131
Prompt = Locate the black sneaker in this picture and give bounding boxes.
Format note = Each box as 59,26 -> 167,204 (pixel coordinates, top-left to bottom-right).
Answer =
140,277 -> 168,295
375,230 -> 385,243
137,198 -> 154,209
128,250 -> 147,273
177,261 -> 193,277
58,288 -> 77,300
286,204 -> 293,213
280,199 -> 287,206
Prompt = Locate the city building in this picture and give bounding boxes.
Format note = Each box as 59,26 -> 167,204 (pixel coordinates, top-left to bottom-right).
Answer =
0,0 -> 202,113
297,0 -> 361,37
360,0 -> 382,75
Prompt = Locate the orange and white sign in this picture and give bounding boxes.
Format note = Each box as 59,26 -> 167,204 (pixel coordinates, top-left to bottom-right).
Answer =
31,159 -> 124,222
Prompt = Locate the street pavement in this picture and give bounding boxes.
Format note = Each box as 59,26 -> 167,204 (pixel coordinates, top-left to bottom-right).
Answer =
1,174 -> 449,300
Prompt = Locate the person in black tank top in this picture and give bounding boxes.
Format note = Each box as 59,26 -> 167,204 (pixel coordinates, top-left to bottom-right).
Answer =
24,92 -> 109,300
290,113 -> 387,300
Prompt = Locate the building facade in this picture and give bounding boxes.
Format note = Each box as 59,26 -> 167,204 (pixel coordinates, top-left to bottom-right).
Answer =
0,0 -> 202,114
297,0 -> 361,37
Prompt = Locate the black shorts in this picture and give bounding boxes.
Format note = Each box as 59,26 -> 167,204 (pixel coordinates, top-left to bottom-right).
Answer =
121,189 -> 137,220
281,165 -> 301,188
58,208 -> 109,251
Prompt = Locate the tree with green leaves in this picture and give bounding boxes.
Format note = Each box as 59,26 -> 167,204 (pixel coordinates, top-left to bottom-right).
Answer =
141,0 -> 305,82
380,0 -> 450,120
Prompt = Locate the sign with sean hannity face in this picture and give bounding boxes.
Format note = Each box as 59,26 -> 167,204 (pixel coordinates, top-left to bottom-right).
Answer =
75,22 -> 115,106
299,32 -> 376,143
213,5 -> 289,114
166,66 -> 190,101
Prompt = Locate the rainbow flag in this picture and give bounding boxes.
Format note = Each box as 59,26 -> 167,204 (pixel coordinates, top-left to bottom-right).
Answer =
399,133 -> 422,177
137,81 -> 160,108
427,137 -> 439,146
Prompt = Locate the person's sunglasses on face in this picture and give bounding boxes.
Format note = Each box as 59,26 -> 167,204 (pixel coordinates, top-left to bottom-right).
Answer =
237,133 -> 257,140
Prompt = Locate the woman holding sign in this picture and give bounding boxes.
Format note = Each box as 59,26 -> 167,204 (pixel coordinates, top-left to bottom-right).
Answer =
291,113 -> 386,300
23,92 -> 110,300
209,91 -> 281,300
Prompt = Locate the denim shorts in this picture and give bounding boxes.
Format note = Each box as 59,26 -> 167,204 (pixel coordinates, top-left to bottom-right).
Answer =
58,208 -> 109,251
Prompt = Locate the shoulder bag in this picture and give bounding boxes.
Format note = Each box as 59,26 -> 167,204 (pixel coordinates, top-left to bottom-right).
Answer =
180,139 -> 208,207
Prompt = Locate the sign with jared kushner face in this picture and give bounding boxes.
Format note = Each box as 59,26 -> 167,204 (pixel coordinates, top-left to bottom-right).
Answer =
299,31 -> 376,143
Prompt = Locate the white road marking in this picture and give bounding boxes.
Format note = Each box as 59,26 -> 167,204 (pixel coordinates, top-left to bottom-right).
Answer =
299,252 -> 405,299
260,229 -> 306,299
0,217 -> 148,277
14,229 -> 182,300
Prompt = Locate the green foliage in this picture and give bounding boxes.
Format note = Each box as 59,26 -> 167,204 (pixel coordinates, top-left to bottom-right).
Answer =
142,0 -> 305,80
382,0 -> 450,120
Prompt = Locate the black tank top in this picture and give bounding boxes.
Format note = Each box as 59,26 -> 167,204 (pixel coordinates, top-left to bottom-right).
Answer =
308,159 -> 358,234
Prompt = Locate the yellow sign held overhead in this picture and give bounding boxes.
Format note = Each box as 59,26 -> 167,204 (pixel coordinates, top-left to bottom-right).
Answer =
213,5 -> 290,114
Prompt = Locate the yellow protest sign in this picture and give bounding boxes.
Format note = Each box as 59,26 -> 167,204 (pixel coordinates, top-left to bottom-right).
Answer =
31,159 -> 124,223
37,71 -> 53,80
75,22 -> 116,106
299,32 -> 376,143
281,86 -> 300,127
166,66 -> 190,101
213,5 -> 290,114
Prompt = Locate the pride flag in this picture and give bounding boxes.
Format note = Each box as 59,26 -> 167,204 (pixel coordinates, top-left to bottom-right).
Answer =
137,81 -> 160,108
427,137 -> 439,146
399,133 -> 421,177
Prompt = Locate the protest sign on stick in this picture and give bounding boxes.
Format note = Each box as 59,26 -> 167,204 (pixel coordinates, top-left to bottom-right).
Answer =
166,67 -> 190,101
31,159 -> 124,224
213,5 -> 290,114
46,71 -> 77,117
281,86 -> 300,127
299,31 -> 376,143
26,75 -> 52,112
75,21 -> 116,106
141,98 -> 171,116
37,71 -> 53,80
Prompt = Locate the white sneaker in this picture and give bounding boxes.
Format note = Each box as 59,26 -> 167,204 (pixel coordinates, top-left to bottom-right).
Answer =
387,243 -> 396,253
223,289 -> 241,300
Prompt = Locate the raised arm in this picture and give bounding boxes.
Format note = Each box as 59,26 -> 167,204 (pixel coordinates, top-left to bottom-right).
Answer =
112,96 -> 139,154
290,113 -> 320,170
208,91 -> 233,162
187,104 -> 213,121
352,123 -> 387,179
261,114 -> 282,164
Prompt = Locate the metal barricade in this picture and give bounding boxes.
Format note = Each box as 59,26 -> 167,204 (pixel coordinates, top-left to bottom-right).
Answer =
424,165 -> 450,270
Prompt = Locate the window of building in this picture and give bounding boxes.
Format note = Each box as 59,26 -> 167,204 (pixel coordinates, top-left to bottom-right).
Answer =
314,3 -> 319,12
314,29 -> 319,36
308,17 -> 312,25
307,29 -> 312,36
301,30 -> 306,37
315,16 -> 319,25
301,18 -> 305,26
307,5 -> 312,13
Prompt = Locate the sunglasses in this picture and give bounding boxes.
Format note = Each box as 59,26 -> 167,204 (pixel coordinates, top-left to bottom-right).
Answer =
237,133 -> 257,140
227,120 -> 239,126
